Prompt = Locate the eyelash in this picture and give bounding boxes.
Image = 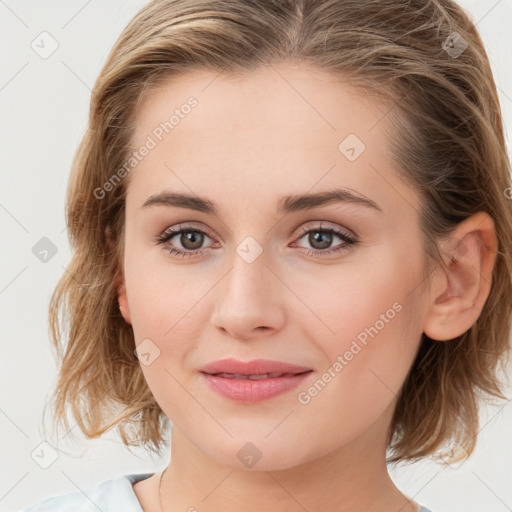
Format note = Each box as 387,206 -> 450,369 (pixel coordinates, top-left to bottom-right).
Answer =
154,222 -> 358,259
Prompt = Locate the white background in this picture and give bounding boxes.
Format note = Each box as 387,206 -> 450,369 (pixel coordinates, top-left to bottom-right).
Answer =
1,1 -> 511,511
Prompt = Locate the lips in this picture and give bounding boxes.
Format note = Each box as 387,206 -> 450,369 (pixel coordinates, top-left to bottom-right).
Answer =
199,358 -> 313,402
212,372 -> 299,380
200,358 -> 312,377
199,358 -> 314,402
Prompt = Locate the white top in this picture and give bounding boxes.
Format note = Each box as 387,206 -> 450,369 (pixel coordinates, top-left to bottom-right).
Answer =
19,472 -> 434,511
19,473 -> 153,512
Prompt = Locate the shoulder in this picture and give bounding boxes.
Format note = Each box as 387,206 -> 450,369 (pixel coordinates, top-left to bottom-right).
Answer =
19,473 -> 154,512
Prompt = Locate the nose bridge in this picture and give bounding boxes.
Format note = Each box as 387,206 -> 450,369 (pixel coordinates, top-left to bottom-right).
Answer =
225,241 -> 275,309
210,239 -> 286,338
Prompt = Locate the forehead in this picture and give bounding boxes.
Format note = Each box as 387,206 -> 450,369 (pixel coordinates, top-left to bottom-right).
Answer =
133,63 -> 391,148
127,63 -> 421,219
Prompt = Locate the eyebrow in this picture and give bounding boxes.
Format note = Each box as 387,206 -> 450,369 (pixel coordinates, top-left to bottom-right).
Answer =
141,188 -> 383,215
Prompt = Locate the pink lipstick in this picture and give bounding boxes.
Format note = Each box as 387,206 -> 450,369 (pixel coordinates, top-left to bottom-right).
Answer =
199,358 -> 313,402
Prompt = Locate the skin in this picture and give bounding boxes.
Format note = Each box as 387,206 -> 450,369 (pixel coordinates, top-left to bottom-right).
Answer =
116,62 -> 497,512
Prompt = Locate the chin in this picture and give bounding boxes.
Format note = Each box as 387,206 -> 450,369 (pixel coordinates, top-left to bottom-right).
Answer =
203,438 -> 310,472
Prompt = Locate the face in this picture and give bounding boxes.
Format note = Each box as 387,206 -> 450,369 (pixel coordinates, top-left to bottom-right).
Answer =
118,62 -> 431,471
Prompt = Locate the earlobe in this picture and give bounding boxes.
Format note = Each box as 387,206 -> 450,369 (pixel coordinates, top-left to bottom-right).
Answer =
117,280 -> 132,325
422,211 -> 497,341
106,225 -> 132,326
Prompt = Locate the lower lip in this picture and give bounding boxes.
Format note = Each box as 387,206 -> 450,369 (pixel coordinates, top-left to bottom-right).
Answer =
200,371 -> 313,402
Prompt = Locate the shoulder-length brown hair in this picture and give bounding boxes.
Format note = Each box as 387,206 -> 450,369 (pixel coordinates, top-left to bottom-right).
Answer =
43,0 -> 512,465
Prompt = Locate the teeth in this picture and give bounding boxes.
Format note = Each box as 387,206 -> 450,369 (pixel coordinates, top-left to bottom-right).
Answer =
213,372 -> 295,380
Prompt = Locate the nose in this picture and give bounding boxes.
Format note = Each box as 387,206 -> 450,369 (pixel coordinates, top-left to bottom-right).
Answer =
210,252 -> 286,341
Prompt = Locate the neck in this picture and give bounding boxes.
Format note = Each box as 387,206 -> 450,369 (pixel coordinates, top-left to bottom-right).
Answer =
158,405 -> 419,512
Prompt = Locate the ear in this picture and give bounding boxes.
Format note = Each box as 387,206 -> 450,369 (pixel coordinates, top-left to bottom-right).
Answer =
423,211 -> 497,341
106,225 -> 132,326
117,279 -> 132,326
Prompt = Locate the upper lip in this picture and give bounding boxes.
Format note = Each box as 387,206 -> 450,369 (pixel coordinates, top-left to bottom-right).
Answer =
200,358 -> 312,376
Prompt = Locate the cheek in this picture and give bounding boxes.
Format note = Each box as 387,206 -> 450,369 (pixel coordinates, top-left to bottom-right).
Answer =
297,241 -> 422,347
297,244 -> 425,422
124,246 -> 205,334
291,294 -> 422,460
124,253 -> 218,391
124,257 -> 210,418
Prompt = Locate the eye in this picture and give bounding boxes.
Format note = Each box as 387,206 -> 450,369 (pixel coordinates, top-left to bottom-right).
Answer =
154,224 -> 216,259
293,222 -> 358,257
154,221 -> 358,259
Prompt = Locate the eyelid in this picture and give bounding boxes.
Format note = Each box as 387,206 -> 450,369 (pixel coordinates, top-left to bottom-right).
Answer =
295,220 -> 355,238
157,222 -> 216,240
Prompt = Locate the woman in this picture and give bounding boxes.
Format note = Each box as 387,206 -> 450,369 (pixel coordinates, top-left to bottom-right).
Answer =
21,0 -> 512,511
